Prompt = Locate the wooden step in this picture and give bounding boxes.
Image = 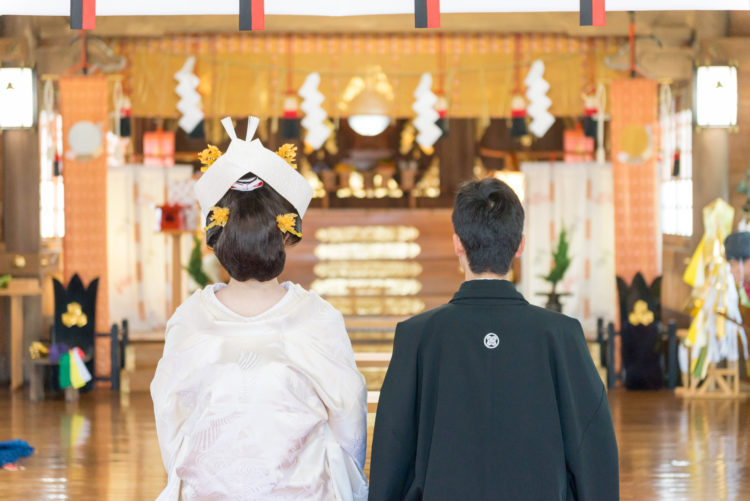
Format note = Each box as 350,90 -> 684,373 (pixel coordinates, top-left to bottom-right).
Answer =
126,341 -> 165,370
121,367 -> 157,393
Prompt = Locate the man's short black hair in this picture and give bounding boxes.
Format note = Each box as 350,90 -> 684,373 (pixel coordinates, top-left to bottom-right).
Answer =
451,178 -> 524,275
206,173 -> 301,282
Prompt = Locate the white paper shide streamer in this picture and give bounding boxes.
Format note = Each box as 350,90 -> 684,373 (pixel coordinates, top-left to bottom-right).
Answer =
525,60 -> 555,138
174,56 -> 204,134
299,72 -> 330,150
412,73 -> 442,151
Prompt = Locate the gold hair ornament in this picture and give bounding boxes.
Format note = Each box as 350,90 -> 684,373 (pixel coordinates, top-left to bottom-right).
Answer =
276,144 -> 297,169
198,145 -> 223,172
204,206 -> 230,232
276,213 -> 302,238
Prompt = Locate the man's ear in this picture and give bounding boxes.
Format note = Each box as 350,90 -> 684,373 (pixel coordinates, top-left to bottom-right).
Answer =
515,235 -> 526,258
453,234 -> 466,258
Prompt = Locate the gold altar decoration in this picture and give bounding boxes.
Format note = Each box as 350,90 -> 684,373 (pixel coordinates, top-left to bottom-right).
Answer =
335,171 -> 404,199
315,225 -> 419,243
327,297 -> 426,316
312,223 -> 426,315
311,278 -> 422,297
299,158 -> 327,199
314,261 -> 423,279
412,158 -> 441,198
62,302 -> 88,328
314,242 -> 421,261
114,34 -> 623,119
29,341 -> 50,360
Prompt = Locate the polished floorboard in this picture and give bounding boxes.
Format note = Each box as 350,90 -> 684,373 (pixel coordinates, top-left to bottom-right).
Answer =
1,389 -> 748,500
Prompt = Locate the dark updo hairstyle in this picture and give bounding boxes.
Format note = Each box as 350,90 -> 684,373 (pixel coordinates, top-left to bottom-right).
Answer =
206,173 -> 302,282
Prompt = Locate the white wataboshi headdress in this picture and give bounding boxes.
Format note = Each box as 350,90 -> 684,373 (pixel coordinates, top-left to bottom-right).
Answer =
194,116 -> 313,223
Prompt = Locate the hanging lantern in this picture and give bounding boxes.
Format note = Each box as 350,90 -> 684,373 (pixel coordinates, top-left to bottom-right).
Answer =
582,90 -> 598,139
143,128 -> 175,167
281,94 -> 301,139
510,94 -> 527,138
435,94 -> 449,136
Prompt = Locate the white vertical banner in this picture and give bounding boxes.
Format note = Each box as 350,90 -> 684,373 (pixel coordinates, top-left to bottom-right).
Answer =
520,161 -> 617,335
107,164 -> 194,333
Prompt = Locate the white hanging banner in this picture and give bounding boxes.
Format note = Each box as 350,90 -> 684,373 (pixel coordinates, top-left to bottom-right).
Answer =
5,0 -> 749,16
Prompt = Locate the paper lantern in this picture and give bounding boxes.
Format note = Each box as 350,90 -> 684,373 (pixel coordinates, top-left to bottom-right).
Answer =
156,203 -> 188,231
0,68 -> 35,128
143,129 -> 175,167
695,65 -> 738,128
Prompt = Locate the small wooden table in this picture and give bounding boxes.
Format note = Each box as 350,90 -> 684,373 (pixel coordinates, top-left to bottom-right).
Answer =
1,278 -> 43,390
161,230 -> 191,315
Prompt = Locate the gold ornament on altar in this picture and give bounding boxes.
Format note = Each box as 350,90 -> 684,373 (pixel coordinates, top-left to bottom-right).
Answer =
324,119 -> 338,155
29,341 -> 49,360
61,302 -> 88,328
314,261 -> 423,279
400,122 -> 416,155
628,300 -> 654,327
315,225 -> 419,243
198,145 -> 222,172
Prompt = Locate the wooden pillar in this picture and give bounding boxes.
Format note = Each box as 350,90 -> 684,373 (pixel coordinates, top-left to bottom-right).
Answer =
693,128 -> 730,242
1,129 -> 43,386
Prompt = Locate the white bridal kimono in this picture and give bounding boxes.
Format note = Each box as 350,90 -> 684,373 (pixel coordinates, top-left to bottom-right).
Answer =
151,282 -> 368,501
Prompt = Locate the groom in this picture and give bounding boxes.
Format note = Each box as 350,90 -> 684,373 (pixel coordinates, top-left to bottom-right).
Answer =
369,178 -> 619,500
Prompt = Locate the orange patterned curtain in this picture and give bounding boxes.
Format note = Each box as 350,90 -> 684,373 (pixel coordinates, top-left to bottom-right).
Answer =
59,76 -> 111,382
610,79 -> 660,284
114,33 -> 624,119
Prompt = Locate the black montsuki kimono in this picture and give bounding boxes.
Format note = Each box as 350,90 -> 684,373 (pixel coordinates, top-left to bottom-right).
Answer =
369,280 -> 619,501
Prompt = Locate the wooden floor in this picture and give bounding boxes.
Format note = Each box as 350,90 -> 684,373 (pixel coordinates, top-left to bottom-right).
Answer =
1,389 -> 749,500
